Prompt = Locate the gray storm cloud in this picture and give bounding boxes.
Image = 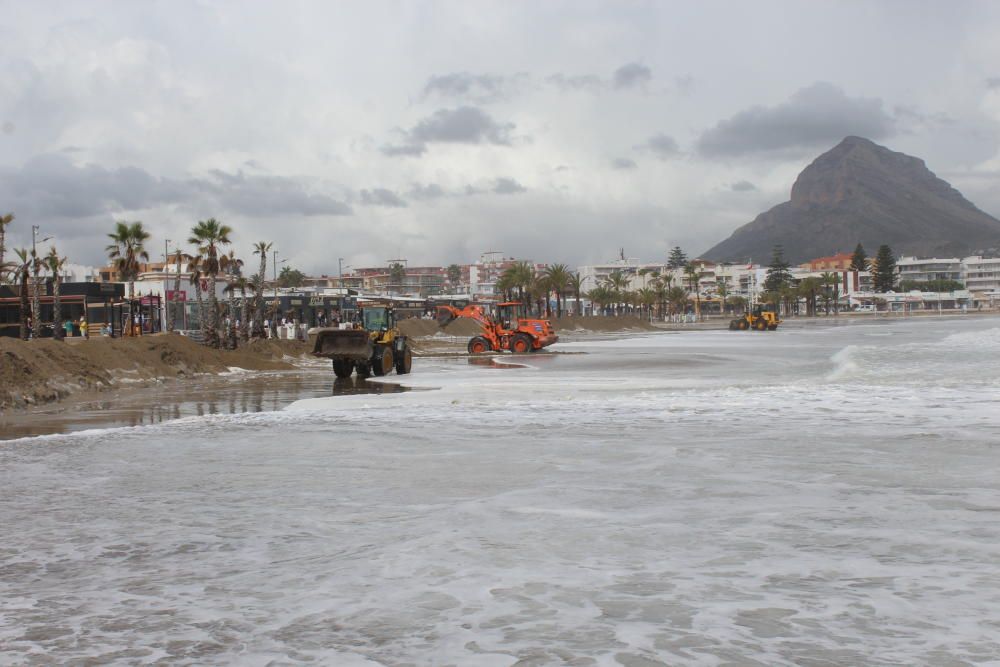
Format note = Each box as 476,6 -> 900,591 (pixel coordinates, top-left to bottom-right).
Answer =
0,154 -> 353,223
696,82 -> 896,157
637,134 -> 681,160
360,188 -> 407,208
613,63 -> 652,89
1,3 -> 998,272
381,106 -> 517,157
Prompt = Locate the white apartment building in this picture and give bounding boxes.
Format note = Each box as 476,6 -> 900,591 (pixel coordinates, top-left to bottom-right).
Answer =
961,256 -> 1000,299
896,257 -> 963,283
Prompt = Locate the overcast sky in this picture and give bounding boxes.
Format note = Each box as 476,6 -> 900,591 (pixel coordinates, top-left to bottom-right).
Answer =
3,0 -> 1000,273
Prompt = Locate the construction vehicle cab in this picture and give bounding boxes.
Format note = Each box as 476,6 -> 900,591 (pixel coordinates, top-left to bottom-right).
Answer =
495,302 -> 526,330
311,303 -> 413,378
363,305 -> 392,332
729,303 -> 780,331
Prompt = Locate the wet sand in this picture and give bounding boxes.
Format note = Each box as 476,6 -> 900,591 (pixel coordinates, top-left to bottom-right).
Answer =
0,370 -> 382,440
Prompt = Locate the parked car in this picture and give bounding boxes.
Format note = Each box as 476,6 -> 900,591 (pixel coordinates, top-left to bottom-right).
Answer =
855,304 -> 876,312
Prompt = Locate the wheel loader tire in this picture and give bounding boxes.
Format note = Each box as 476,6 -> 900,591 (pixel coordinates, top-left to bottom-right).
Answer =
468,336 -> 491,354
755,318 -> 767,331
737,319 -> 749,330
728,320 -> 737,330
395,346 -> 412,374
510,333 -> 532,354
767,324 -> 778,331
373,346 -> 393,376
332,358 -> 354,378
355,362 -> 371,379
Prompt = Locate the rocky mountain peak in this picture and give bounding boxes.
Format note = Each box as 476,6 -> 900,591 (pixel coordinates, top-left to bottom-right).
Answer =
702,137 -> 1000,263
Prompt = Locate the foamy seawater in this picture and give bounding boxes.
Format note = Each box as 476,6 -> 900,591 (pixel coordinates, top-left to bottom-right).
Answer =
3,317 -> 1000,665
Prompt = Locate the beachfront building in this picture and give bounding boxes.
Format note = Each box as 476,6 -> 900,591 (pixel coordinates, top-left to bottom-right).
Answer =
1,281 -> 127,338
799,252 -> 854,272
896,256 -> 963,284
347,264 -> 447,297
467,252 -> 545,300
960,256 -> 1000,306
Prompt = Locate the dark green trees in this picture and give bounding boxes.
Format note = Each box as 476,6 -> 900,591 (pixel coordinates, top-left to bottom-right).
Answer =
850,243 -> 869,271
873,245 -> 897,292
763,245 -> 793,293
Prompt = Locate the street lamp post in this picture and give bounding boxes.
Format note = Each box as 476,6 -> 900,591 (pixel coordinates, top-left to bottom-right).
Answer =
164,239 -> 172,332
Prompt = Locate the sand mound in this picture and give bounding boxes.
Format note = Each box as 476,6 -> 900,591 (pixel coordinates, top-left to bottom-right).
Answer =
551,315 -> 659,332
0,334 -> 306,411
397,318 -> 483,338
398,314 -> 658,340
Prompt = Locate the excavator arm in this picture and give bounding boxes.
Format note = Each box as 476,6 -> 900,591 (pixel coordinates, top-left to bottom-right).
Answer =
435,304 -> 501,350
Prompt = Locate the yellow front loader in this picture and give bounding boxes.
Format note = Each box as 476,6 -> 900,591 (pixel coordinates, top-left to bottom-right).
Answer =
729,304 -> 781,331
311,305 -> 413,378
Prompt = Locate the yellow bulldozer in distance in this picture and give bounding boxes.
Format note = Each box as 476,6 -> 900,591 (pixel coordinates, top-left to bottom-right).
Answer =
729,303 -> 781,331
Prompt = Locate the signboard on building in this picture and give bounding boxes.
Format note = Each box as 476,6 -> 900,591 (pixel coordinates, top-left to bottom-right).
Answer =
165,289 -> 187,302
99,282 -> 117,295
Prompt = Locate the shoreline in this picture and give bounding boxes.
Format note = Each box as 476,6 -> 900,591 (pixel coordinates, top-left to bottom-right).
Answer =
3,312 -> 998,439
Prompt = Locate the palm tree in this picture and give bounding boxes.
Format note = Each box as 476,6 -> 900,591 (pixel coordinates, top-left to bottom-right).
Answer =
169,248 -> 187,332
716,277 -> 730,314
13,249 -> 31,339
587,286 -> 613,316
187,255 -> 206,340
798,277 -> 823,316
221,252 -> 245,346
224,276 -> 250,346
684,263 -> 703,320
502,261 -> 535,308
45,247 -> 67,340
666,285 -> 689,318
569,271 -> 583,316
495,271 -> 515,302
0,212 -> 13,280
636,287 -> 656,320
543,263 -> 572,318
533,274 -> 552,317
188,218 -> 232,347
251,241 -> 272,338
106,221 -> 151,334
602,270 -> 630,315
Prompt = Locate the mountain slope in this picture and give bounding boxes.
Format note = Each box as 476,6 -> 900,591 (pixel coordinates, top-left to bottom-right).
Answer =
702,136 -> 1000,263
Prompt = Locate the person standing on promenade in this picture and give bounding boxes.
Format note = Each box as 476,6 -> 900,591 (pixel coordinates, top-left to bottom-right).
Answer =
79,317 -> 88,339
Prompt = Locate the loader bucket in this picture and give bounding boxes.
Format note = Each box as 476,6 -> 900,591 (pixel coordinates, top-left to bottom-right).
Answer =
311,328 -> 374,361
436,307 -> 456,327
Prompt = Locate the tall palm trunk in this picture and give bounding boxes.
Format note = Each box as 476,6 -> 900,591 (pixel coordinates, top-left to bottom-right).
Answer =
19,267 -> 29,340
194,280 -> 205,340
207,273 -> 218,347
172,253 -> 182,331
31,254 -> 41,337
128,280 -> 136,336
240,285 -> 249,342
253,253 -> 267,338
227,288 -> 238,347
53,271 -> 62,340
